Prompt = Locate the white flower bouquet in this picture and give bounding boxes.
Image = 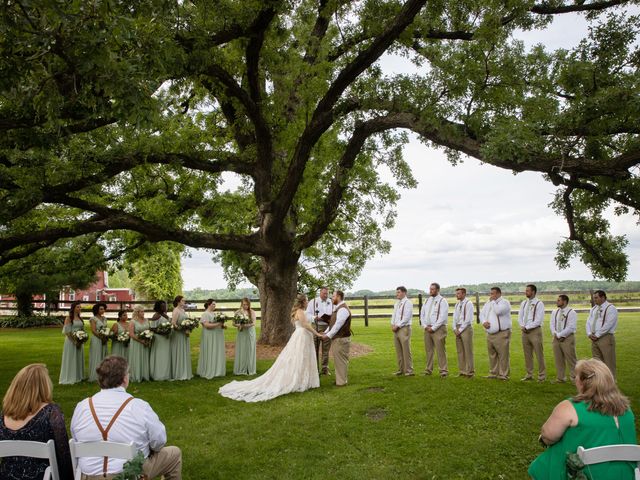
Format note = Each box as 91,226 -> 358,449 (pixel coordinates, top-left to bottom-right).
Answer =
233,312 -> 250,326
152,321 -> 173,336
72,330 -> 88,347
116,330 -> 130,346
137,329 -> 154,347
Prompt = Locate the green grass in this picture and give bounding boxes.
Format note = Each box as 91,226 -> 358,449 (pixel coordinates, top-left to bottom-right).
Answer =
1,315 -> 639,479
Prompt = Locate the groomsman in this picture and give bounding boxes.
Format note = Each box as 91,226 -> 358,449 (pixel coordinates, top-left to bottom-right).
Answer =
420,283 -> 449,377
550,294 -> 577,383
586,290 -> 619,379
306,287 -> 334,375
452,287 -> 474,377
391,286 -> 414,376
518,284 -> 546,382
322,290 -> 351,386
480,287 -> 512,380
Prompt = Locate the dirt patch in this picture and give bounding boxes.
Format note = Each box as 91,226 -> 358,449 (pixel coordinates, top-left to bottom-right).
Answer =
366,408 -> 387,421
223,341 -> 373,360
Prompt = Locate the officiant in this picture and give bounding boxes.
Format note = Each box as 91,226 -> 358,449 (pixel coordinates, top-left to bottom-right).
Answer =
306,287 -> 334,375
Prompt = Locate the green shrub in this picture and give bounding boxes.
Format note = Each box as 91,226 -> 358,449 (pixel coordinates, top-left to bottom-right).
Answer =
0,315 -> 64,328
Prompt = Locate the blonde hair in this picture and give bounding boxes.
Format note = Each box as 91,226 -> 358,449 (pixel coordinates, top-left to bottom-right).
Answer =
133,304 -> 145,320
290,294 -> 307,322
573,358 -> 630,416
2,364 -> 53,420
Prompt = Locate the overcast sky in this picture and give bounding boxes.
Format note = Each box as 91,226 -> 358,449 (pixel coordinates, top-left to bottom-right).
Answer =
182,8 -> 639,292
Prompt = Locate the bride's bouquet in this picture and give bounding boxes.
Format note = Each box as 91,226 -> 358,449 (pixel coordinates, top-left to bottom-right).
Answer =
115,330 -> 130,346
152,321 -> 173,336
72,330 -> 88,347
233,312 -> 250,326
137,329 -> 154,347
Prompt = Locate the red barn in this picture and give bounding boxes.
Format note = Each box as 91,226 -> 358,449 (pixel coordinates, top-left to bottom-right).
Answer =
59,271 -> 136,310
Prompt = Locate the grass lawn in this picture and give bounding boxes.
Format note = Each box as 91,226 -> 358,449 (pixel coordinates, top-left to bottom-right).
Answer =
1,314 -> 638,479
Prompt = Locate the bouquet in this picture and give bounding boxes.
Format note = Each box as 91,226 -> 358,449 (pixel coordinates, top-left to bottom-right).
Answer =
98,326 -> 114,342
72,330 -> 88,347
233,312 -> 250,326
176,318 -> 199,335
213,312 -> 228,324
116,330 -> 130,346
137,329 -> 154,347
152,321 -> 173,336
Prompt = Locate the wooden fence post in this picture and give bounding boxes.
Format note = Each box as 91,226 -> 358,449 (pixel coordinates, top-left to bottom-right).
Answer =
418,293 -> 423,318
475,292 -> 481,323
364,295 -> 369,327
589,289 -> 595,307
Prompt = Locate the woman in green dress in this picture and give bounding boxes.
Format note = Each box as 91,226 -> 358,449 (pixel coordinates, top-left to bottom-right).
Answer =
59,301 -> 86,384
529,358 -> 637,479
110,309 -> 130,360
88,302 -> 109,382
128,305 -> 151,382
150,300 -> 172,381
197,299 -> 227,379
233,297 -> 257,376
171,295 -> 193,380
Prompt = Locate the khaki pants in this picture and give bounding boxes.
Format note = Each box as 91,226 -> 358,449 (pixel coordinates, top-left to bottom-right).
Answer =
82,446 -> 182,480
314,323 -> 331,373
424,327 -> 448,376
455,327 -> 474,376
332,337 -> 351,386
522,327 -> 546,380
591,333 -> 616,379
552,334 -> 577,382
487,330 -> 511,379
393,326 -> 413,374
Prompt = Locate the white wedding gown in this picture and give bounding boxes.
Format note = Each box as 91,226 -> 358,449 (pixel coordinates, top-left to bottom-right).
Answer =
218,315 -> 320,402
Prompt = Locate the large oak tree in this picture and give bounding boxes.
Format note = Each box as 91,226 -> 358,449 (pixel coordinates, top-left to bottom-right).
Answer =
1,0 -> 638,344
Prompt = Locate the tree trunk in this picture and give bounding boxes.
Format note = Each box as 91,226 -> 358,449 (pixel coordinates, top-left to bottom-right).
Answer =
256,253 -> 299,346
16,290 -> 33,317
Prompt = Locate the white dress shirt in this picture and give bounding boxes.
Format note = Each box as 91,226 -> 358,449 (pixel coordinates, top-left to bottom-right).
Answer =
480,298 -> 512,334
306,297 -> 334,325
324,301 -> 350,339
453,299 -> 474,332
550,307 -> 577,338
518,297 -> 545,330
391,298 -> 413,327
71,387 -> 167,475
419,295 -> 448,330
586,301 -> 618,338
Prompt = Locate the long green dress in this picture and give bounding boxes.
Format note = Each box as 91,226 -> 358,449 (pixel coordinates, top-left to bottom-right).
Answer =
150,315 -> 172,381
88,316 -> 109,382
171,308 -> 193,380
129,320 -> 151,382
528,400 -> 637,479
59,319 -> 85,384
233,311 -> 256,375
197,311 -> 226,379
110,322 -> 130,360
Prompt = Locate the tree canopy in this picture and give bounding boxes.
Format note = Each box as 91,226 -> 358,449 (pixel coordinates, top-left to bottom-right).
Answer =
1,0 -> 638,343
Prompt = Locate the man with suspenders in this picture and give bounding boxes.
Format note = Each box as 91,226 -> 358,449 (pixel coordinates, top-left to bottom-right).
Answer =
550,294 -> 577,383
306,287 -> 334,375
481,286 -> 512,380
71,356 -> 182,479
453,287 -> 475,377
420,282 -> 449,377
391,286 -> 414,376
586,290 -> 619,379
518,284 -> 546,382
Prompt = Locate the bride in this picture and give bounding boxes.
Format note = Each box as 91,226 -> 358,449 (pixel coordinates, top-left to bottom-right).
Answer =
218,293 -> 322,402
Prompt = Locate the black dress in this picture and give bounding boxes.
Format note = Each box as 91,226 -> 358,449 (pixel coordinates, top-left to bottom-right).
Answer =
0,403 -> 74,480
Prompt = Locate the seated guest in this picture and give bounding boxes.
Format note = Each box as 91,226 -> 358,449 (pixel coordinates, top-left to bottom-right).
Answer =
70,356 -> 182,480
528,358 -> 637,479
0,364 -> 73,480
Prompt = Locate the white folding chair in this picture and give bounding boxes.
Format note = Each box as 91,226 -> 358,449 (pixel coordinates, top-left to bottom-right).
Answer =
69,439 -> 137,480
0,439 -> 60,480
577,444 -> 640,480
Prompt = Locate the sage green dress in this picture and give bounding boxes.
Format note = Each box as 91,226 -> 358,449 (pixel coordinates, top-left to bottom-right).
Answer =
150,315 -> 172,381
129,320 -> 151,382
528,400 -> 637,479
197,311 -> 226,379
233,313 -> 256,375
88,316 -> 109,382
110,322 -> 130,360
171,308 -> 193,380
59,319 -> 85,384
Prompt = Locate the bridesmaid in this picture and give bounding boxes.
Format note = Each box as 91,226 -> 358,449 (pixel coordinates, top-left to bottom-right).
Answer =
110,310 -> 130,360
88,302 -> 109,382
128,304 -> 151,382
150,300 -> 172,381
197,299 -> 227,379
170,295 -> 193,380
59,301 -> 85,384
233,297 -> 257,376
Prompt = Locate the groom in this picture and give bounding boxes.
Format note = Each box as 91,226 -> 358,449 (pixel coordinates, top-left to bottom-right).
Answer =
321,290 -> 351,386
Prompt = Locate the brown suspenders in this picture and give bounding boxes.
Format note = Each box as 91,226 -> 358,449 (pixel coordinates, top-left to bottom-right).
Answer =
88,396 -> 134,477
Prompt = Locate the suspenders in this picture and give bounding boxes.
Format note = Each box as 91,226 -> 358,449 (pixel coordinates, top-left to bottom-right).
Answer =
88,396 -> 134,477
